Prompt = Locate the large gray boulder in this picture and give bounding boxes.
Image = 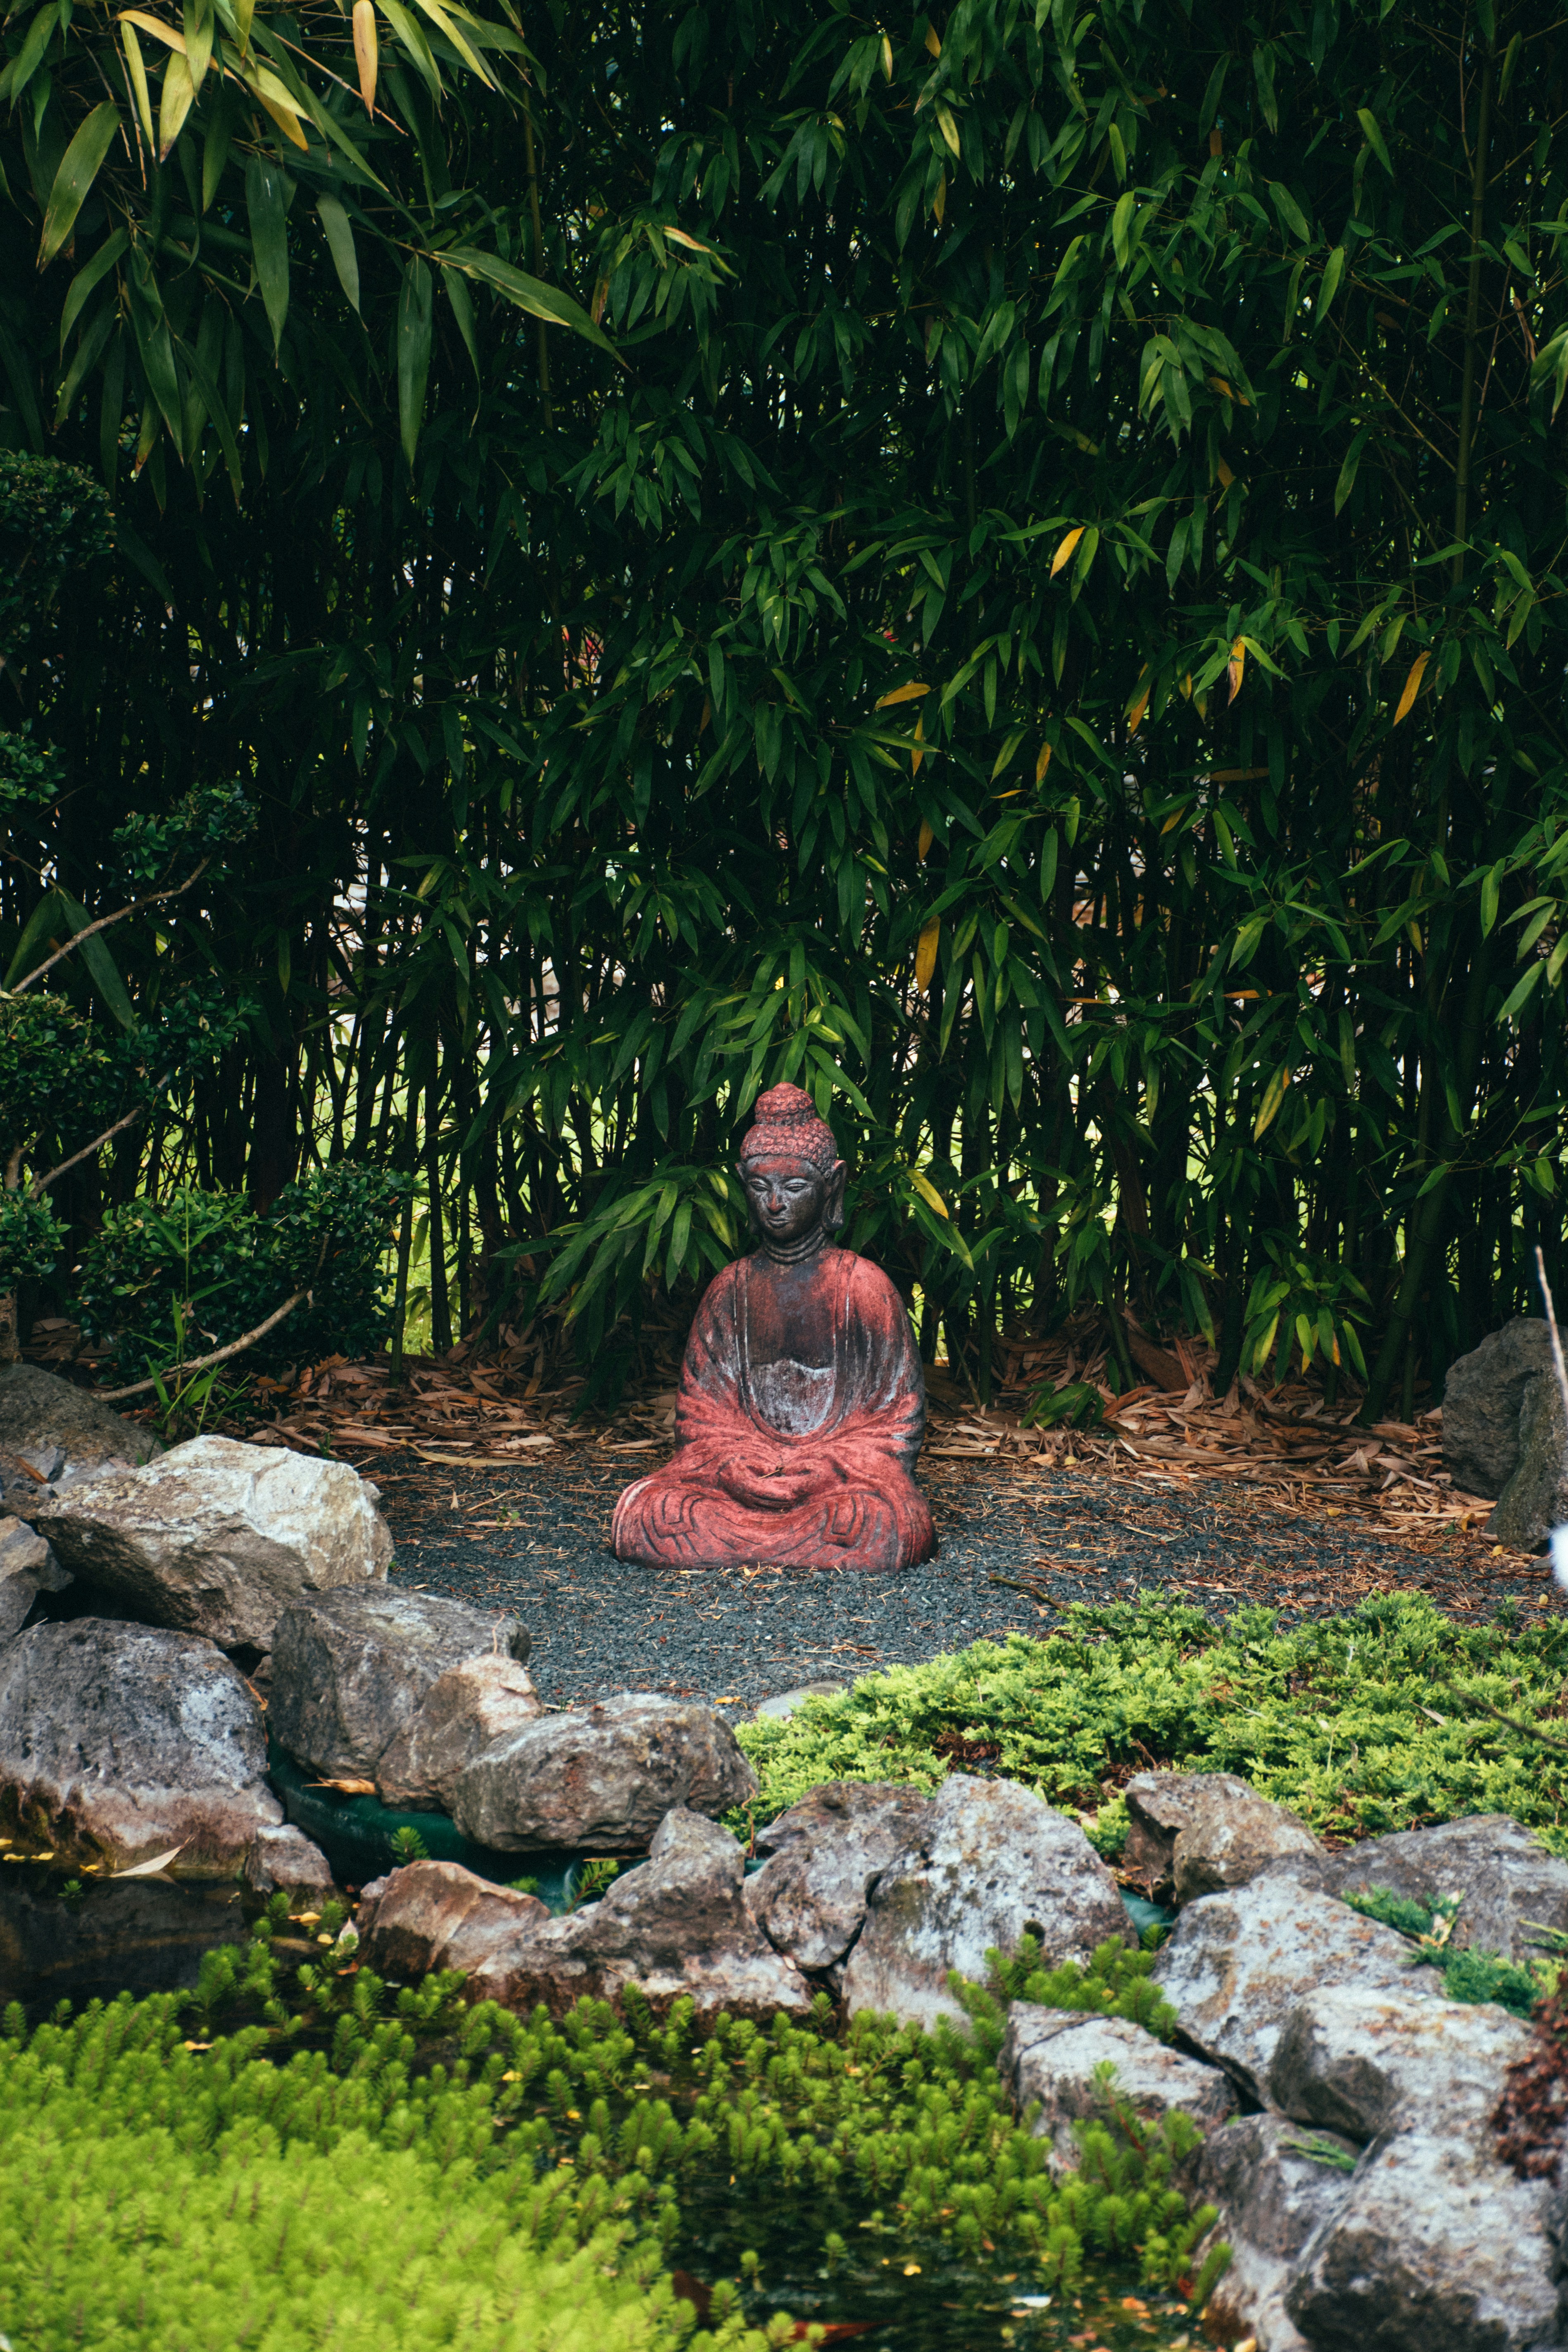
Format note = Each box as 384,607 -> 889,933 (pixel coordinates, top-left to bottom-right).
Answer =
270,1587 -> 529,1781
0,1513 -> 69,1639
1285,2130 -> 1565,2351
842,1773 -> 1133,2033
1489,1369 -> 1568,1550
1187,2114 -> 1361,2352
1268,1983 -> 1531,2140
1150,1875 -> 1430,2104
745,1781 -> 933,1977
1000,2003 -> 1236,2176
1442,1318 -> 1554,1497
375,1654 -> 542,1812
0,1362 -> 159,1475
452,1693 -> 757,1854
1268,1812 -> 1568,1967
357,1810 -> 814,2025
1123,1769 -> 1321,1907
0,1617 -> 281,1874
38,1436 -> 393,1650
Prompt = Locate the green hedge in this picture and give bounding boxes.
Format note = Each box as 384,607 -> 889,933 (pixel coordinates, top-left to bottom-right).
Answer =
733,1594 -> 1568,1854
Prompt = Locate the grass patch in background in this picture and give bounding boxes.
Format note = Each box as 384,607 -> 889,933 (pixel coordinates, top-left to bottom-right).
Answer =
733,1594 -> 1568,1855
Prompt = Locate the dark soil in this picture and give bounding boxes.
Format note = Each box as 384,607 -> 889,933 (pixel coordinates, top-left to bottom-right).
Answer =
371,1453 -> 1556,1712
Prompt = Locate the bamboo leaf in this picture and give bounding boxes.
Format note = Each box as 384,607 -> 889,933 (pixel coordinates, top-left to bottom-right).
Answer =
245,153 -> 290,350
352,0 -> 378,113
119,23 -> 155,145
38,105 -> 121,273
316,193 -> 360,314
183,0 -> 212,102
1253,1063 -> 1290,1138
158,52 -> 195,161
909,1167 -> 949,1216
914,917 -> 940,991
397,254 -> 433,464
1356,107 -> 1393,176
1393,650 -> 1429,724
1333,427 -> 1370,515
443,249 -> 619,359
1050,526 -> 1085,578
876,681 -> 928,707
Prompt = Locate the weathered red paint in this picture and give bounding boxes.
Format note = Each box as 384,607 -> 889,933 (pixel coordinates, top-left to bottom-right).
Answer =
611,1085 -> 935,1572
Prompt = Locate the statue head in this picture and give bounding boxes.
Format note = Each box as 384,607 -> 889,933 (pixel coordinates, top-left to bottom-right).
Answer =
737,1083 -> 847,1258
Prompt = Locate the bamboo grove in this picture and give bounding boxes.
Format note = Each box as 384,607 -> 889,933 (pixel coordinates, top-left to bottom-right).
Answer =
0,0 -> 1566,1418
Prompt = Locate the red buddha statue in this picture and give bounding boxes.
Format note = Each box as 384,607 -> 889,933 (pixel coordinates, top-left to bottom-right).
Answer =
611,1084 -> 936,1572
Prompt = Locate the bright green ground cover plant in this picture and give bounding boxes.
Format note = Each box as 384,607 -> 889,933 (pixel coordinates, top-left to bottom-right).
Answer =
733,1593 -> 1568,1856
0,1911 -> 1226,2352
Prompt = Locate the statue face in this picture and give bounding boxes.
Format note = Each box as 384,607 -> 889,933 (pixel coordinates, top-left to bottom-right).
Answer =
740,1152 -> 842,1246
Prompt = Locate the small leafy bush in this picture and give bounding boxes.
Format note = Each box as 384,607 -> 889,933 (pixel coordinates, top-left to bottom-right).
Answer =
77,1161 -> 409,1378
733,1593 -> 1568,1854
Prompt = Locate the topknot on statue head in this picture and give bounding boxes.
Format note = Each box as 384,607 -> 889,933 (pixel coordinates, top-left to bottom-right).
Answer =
738,1083 -> 841,1172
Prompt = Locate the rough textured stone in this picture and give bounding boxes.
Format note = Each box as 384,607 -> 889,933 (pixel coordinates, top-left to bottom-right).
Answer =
357,1812 -> 814,2024
0,1513 -> 69,1639
375,1654 -> 543,1811
242,1824 -> 336,1898
1489,1369 -> 1568,1551
1187,2114 -> 1361,2352
1284,2130 -> 1565,2351
1150,1875 -> 1429,2103
354,1859 -> 551,1982
1268,1982 -> 1530,2142
842,1773 -> 1133,2033
1442,1318 -> 1554,1498
0,1363 -> 160,1475
746,1780 -> 933,1974
1000,2003 -> 1237,2175
1123,1770 -> 1322,1907
270,1587 -> 529,1779
39,1436 -> 393,1650
753,1681 -> 847,1720
1268,1811 -> 1568,1967
0,1617 -> 281,1874
451,1692 -> 757,1853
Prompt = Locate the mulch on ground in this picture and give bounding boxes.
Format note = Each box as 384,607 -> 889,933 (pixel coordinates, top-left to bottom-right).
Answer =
360,1444 -> 1554,1716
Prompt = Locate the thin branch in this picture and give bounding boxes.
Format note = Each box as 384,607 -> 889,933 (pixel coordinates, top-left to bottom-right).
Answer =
93,1287 -> 313,1403
31,1087 -> 165,1200
1535,1245 -> 1568,1432
6,860 -> 209,998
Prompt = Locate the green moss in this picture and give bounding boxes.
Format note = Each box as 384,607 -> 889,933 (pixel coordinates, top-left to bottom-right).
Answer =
733,1593 -> 1568,1849
1339,1883 -> 1563,2018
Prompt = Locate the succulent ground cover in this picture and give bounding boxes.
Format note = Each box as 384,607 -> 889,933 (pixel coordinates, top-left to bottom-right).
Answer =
0,1910 -> 1223,2352
732,1592 -> 1568,1856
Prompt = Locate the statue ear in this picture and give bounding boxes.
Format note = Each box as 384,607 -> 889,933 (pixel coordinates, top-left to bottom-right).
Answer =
823,1159 -> 847,1233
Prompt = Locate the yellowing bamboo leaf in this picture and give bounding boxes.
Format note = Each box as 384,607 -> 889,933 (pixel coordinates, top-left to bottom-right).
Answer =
1209,126 -> 1223,157
910,1166 -> 949,1214
876,681 -> 929,707
1050,526 -> 1085,578
352,0 -> 378,113
407,0 -> 495,86
158,52 -> 194,159
1127,678 -> 1151,736
120,23 -> 155,143
1035,741 -> 1052,783
932,171 -> 946,224
665,228 -> 717,255
1216,457 -> 1234,488
1393,650 -> 1430,724
924,21 -> 941,54
880,32 -> 893,78
911,713 -> 925,773
917,819 -> 934,861
935,103 -> 961,157
118,10 -> 187,52
914,917 -> 940,991
1160,807 -> 1185,835
1253,1063 -> 1290,1138
1227,636 -> 1246,703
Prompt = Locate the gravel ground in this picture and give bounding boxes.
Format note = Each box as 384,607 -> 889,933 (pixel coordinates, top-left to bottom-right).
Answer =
371,1452 -> 1557,1713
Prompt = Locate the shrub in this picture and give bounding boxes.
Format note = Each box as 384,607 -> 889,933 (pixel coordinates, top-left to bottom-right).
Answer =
77,1162 -> 409,1379
733,1593 -> 1568,1854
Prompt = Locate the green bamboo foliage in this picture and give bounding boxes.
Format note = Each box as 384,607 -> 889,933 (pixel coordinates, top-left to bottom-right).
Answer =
1,0 -> 1566,1414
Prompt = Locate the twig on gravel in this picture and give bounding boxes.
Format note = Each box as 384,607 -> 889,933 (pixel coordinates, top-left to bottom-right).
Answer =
988,1573 -> 1056,1602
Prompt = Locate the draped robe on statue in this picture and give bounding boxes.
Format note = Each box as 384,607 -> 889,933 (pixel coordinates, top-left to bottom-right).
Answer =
611,1246 -> 935,1571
